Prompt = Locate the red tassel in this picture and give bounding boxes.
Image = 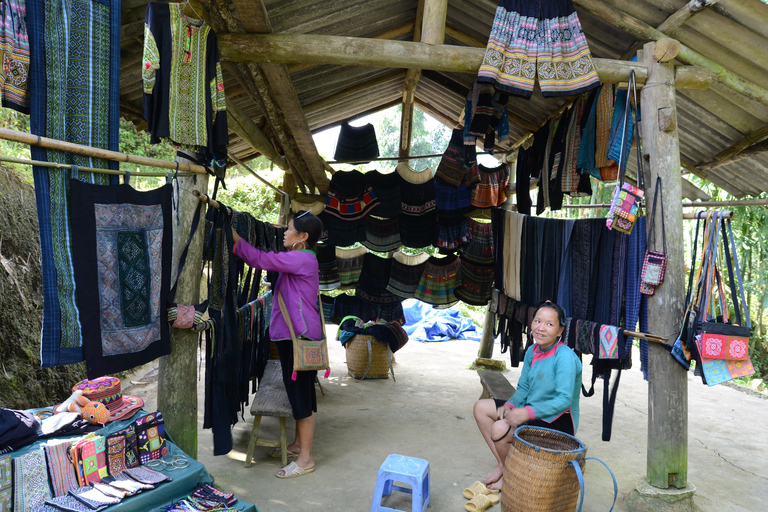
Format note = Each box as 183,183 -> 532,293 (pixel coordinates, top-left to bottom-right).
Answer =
324,369 -> 331,378
291,371 -> 298,381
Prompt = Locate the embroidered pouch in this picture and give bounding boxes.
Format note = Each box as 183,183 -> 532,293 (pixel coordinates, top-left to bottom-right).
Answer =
641,250 -> 667,289
124,466 -> 172,485
700,356 -> 755,387
69,485 -> 121,508
46,494 -> 105,512
102,473 -> 153,494
78,435 -> 108,485
122,426 -> 140,468
598,325 -> 620,360
106,432 -> 127,475
134,412 -> 167,464
93,482 -> 127,500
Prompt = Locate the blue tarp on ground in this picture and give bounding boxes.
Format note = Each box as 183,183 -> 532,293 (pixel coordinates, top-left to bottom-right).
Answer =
402,299 -> 482,342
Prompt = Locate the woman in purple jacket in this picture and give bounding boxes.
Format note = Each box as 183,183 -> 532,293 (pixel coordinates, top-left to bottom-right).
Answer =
232,210 -> 324,479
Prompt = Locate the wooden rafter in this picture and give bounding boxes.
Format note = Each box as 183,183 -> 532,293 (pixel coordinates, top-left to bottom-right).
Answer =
699,138 -> 768,171
713,124 -> 768,162
398,0 -> 427,159
225,98 -> 288,171
656,0 -> 721,35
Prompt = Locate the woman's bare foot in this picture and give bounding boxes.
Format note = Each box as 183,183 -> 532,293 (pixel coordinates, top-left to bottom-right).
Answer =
488,478 -> 504,491
483,463 -> 504,486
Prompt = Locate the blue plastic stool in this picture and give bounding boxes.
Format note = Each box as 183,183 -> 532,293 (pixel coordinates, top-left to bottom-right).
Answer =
370,454 -> 430,512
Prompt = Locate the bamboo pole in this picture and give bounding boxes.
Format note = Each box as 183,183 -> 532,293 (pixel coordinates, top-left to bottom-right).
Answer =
0,155 -> 196,178
573,0 -> 768,108
0,127 -> 208,174
559,198 -> 767,209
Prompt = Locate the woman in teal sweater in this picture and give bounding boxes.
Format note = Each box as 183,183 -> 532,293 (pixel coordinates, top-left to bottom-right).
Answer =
473,300 -> 582,490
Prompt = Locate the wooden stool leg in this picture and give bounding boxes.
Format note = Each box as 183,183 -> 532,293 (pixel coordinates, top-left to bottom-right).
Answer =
279,417 -> 288,467
315,376 -> 325,396
244,416 -> 263,468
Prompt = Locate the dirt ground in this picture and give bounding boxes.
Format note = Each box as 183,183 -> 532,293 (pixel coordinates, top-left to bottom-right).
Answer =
123,328 -> 768,512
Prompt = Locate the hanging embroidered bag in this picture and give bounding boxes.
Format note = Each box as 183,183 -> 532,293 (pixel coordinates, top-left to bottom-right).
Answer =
640,177 -> 668,295
106,431 -> 127,475
607,70 -> 644,235
278,291 -> 331,380
167,201 -> 209,330
133,411 -> 168,464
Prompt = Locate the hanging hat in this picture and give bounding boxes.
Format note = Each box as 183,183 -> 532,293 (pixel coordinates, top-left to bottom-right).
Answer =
71,377 -> 144,422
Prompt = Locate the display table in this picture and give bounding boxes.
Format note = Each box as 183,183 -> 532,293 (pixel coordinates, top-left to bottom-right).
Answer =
12,409 -> 257,512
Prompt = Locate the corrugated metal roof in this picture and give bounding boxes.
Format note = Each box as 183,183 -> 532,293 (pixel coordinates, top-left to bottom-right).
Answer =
119,0 -> 768,198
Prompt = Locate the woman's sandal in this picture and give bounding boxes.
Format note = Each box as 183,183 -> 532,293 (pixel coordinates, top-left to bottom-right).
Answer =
463,481 -> 500,500
275,461 -> 315,479
269,447 -> 299,459
465,493 -> 500,512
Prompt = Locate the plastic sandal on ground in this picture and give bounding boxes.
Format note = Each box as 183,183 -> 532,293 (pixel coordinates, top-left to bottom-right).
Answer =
465,493 -> 500,512
463,481 -> 499,499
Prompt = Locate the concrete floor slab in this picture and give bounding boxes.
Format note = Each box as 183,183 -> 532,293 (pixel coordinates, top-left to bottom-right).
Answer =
125,331 -> 768,512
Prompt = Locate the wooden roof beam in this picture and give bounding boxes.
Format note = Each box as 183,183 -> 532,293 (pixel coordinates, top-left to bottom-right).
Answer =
656,0 -> 721,35
286,22 -> 415,75
713,124 -> 768,162
226,98 -> 288,171
572,0 -> 768,108
399,0 -> 428,159
217,34 -> 712,90
699,138 -> 768,171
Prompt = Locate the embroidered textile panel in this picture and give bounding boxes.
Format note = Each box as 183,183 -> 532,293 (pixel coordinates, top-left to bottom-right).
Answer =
12,450 -> 51,511
70,181 -> 172,378
28,0 -> 121,368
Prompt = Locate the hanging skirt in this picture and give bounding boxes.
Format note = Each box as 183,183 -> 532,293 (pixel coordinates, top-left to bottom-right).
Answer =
336,246 -> 367,286
386,251 -> 429,299
472,162 -> 510,208
325,170 -> 379,221
0,0 -> 30,114
462,219 -> 494,265
366,170 -> 401,219
333,122 -> 380,163
355,253 -> 400,304
435,128 -> 480,189
456,260 -> 495,306
415,255 -> 461,307
316,242 -> 340,291
436,216 -> 470,251
330,293 -> 377,324
397,163 -> 438,248
435,178 -> 474,217
477,0 -> 599,99
502,211 -> 525,301
363,215 -> 402,252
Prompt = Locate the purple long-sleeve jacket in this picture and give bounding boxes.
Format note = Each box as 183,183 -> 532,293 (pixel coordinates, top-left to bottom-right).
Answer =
233,239 -> 322,341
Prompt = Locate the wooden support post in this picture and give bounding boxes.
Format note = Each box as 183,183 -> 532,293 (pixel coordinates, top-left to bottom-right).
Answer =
157,157 -> 209,459
477,306 -> 495,359
639,41 -> 691,494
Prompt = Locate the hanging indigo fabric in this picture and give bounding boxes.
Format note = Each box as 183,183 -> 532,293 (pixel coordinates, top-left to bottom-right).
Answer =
28,0 -> 122,368
0,0 -> 30,113
70,181 -> 172,379
333,122 -> 380,164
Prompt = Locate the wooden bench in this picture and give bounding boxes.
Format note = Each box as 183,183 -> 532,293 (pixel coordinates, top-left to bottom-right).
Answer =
244,360 -> 293,468
477,369 -> 516,401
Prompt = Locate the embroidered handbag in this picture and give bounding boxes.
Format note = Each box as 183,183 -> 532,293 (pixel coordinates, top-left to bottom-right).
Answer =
606,70 -> 644,235
77,435 -> 109,485
122,425 -> 140,469
640,177 -> 668,295
278,291 -> 330,380
134,412 -> 168,464
167,201 -> 209,330
106,432 -> 127,475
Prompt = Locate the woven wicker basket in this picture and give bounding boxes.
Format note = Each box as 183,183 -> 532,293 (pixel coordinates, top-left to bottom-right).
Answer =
345,334 -> 393,379
501,426 -> 587,512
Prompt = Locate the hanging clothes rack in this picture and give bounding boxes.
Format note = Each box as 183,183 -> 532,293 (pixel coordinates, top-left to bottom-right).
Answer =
0,127 -> 208,174
0,155 -> 196,178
